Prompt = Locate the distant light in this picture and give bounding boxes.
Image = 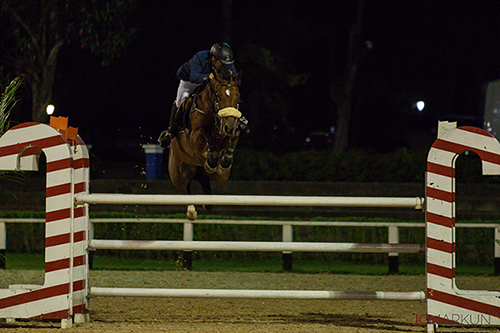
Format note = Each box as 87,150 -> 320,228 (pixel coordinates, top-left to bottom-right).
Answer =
416,101 -> 425,112
330,126 -> 335,133
273,125 -> 278,130
46,104 -> 55,115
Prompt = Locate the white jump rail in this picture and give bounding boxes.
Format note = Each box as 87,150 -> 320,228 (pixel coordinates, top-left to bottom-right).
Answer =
88,239 -> 423,253
90,287 -> 426,301
75,193 -> 425,209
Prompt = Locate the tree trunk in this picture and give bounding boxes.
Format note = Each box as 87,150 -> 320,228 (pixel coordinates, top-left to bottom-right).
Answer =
31,78 -> 51,123
334,101 -> 351,153
30,40 -> 63,123
332,0 -> 365,153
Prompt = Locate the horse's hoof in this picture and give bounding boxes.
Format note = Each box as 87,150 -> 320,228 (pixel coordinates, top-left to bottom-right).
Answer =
203,161 -> 217,174
186,205 -> 197,221
219,156 -> 233,170
207,153 -> 218,169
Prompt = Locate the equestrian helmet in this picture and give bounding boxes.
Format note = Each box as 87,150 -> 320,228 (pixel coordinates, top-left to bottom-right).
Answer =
210,42 -> 234,65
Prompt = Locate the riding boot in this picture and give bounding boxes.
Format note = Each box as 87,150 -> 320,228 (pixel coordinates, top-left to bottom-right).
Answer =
158,103 -> 180,148
238,116 -> 250,135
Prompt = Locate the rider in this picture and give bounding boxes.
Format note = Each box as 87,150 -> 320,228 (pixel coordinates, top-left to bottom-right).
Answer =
158,42 -> 249,148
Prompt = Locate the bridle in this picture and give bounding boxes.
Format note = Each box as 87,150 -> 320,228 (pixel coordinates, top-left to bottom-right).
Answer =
194,78 -> 241,135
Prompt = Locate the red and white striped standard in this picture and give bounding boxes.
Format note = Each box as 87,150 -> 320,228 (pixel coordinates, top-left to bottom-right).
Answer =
426,122 -> 500,330
0,122 -> 90,325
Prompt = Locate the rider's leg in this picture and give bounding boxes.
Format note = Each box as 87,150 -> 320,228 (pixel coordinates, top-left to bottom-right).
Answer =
158,103 -> 179,148
168,103 -> 180,134
158,80 -> 194,148
169,80 -> 201,134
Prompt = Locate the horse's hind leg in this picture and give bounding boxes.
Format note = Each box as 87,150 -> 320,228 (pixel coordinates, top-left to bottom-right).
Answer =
185,180 -> 198,220
194,169 -> 213,210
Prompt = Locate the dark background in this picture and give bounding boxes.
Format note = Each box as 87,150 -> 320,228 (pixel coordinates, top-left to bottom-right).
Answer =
8,1 -> 500,160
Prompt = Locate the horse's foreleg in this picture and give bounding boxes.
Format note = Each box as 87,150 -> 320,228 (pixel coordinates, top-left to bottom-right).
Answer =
219,147 -> 234,170
199,128 -> 218,173
219,136 -> 239,170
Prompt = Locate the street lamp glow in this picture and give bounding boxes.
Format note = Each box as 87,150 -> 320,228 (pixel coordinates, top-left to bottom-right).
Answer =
46,104 -> 55,115
416,101 -> 425,112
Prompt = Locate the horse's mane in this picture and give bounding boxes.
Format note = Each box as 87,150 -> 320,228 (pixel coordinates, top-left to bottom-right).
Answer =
218,67 -> 233,81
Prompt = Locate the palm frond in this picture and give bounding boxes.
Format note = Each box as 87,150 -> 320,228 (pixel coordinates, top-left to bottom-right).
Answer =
0,77 -> 25,183
0,76 -> 23,136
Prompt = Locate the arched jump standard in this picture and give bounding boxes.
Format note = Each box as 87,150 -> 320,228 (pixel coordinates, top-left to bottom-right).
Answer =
0,122 -> 90,328
426,121 -> 500,332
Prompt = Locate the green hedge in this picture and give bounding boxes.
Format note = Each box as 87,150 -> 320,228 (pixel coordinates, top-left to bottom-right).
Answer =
2,212 -> 495,267
230,148 -> 500,183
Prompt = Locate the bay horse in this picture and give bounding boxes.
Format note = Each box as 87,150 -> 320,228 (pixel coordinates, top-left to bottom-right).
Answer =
168,70 -> 243,214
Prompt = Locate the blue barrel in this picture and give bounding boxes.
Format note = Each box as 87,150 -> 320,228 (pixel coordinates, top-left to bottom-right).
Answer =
142,144 -> 163,180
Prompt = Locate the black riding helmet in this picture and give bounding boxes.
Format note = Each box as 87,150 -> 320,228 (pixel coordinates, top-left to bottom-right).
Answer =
210,42 -> 234,65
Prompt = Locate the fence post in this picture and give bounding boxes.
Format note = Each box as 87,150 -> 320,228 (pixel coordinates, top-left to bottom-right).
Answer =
388,225 -> 399,274
183,222 -> 193,270
495,226 -> 500,276
0,222 -> 5,269
282,224 -> 293,271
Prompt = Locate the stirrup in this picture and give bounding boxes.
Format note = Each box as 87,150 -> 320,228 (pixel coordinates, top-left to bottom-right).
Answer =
158,130 -> 171,148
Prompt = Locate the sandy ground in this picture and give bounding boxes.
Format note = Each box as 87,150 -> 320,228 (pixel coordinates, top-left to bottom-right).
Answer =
1,270 -> 500,332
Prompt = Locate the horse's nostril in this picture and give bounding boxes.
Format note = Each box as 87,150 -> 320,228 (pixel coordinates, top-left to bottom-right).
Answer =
224,125 -> 230,133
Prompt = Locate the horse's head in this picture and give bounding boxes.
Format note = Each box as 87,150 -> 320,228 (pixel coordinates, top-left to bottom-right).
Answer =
209,70 -> 243,137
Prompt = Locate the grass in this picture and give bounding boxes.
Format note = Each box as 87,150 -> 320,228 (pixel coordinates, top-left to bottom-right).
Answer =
3,252 -> 495,276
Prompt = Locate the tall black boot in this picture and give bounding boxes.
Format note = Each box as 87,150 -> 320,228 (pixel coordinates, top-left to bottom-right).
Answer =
158,103 -> 179,148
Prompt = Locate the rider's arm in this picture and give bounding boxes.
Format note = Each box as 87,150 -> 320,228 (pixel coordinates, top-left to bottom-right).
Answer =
228,63 -> 237,76
189,52 -> 211,84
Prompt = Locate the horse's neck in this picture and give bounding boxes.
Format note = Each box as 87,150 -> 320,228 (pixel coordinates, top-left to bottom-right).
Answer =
196,84 -> 215,110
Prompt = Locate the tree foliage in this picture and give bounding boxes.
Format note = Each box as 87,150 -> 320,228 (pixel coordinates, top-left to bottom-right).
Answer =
1,0 -> 136,123
237,43 -> 309,153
